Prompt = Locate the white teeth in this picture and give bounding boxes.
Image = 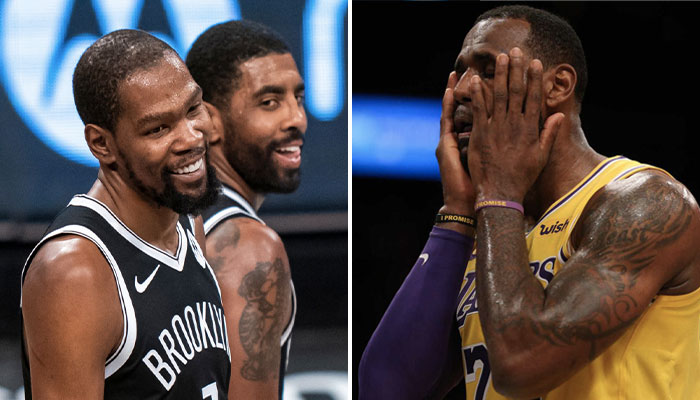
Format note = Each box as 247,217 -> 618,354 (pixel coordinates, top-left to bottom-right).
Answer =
173,158 -> 203,174
277,146 -> 300,153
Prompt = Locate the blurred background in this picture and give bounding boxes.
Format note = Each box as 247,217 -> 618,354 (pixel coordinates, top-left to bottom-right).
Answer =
0,0 -> 347,398
353,2 -> 700,399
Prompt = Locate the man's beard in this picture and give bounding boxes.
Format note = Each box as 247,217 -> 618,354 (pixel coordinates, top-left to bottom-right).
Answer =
123,153 -> 221,215
222,118 -> 303,194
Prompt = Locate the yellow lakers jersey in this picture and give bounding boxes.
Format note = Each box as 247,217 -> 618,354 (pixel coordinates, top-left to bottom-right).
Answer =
456,156 -> 700,399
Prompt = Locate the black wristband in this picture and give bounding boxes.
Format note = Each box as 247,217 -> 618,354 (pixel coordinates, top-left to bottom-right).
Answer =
435,213 -> 476,228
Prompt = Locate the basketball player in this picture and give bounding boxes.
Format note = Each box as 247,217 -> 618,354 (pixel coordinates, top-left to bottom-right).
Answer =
185,20 -> 305,399
359,5 -> 700,399
20,30 -> 231,398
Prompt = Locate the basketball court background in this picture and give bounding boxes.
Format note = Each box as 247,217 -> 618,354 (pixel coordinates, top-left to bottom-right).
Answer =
353,2 -> 700,399
0,1 -> 347,398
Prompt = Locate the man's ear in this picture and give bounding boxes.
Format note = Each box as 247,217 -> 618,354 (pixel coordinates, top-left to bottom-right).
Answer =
84,123 -> 116,165
544,64 -> 577,109
204,101 -> 223,145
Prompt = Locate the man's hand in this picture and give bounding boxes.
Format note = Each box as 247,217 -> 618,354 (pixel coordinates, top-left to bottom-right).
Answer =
467,47 -> 564,203
436,71 -> 476,220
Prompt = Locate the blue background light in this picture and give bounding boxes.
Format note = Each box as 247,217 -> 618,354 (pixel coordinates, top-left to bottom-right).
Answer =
0,0 -> 347,219
352,95 -> 441,180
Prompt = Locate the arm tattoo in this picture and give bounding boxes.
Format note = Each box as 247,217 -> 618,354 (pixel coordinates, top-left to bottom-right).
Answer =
477,174 -> 693,360
214,223 -> 240,253
208,223 -> 241,273
237,257 -> 291,381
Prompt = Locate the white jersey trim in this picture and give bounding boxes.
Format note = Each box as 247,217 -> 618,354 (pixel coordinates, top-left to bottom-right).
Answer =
221,187 -> 259,218
280,280 -> 297,346
204,206 -> 264,234
19,224 -> 137,378
204,187 -> 265,234
70,195 -> 187,272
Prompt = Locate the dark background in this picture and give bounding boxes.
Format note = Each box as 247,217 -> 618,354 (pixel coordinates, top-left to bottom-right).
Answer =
352,2 -> 699,398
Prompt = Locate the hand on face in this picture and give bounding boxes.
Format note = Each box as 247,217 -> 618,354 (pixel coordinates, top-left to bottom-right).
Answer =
467,47 -> 564,204
436,71 -> 476,216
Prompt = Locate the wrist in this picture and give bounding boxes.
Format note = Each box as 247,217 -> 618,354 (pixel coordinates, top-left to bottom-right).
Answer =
474,199 -> 525,216
439,204 -> 475,217
435,207 -> 476,238
475,188 -> 524,205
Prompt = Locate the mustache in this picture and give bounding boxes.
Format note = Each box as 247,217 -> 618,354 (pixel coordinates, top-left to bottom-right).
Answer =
268,129 -> 305,150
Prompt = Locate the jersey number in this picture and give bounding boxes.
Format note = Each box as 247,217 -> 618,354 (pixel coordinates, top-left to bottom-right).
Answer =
202,382 -> 217,400
463,343 -> 490,400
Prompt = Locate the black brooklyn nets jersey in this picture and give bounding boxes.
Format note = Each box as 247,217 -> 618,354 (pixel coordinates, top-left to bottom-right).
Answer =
20,195 -> 231,399
202,185 -> 296,398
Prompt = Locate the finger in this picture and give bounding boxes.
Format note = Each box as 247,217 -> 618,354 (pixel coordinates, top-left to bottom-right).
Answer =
440,71 -> 458,139
525,59 -> 544,140
540,112 -> 565,154
507,47 -> 525,117
493,53 -> 509,121
470,75 -> 488,133
448,69 -> 459,90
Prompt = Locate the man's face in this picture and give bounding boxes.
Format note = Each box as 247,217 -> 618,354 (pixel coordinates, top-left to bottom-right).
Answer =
221,52 -> 307,194
452,18 -> 532,167
112,54 -> 219,214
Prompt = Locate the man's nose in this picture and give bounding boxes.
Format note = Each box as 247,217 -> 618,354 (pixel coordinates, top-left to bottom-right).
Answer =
283,98 -> 307,133
453,69 -> 474,105
172,121 -> 205,154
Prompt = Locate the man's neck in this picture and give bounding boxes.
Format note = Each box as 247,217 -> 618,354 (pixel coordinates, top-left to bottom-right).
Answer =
88,169 -> 181,255
209,150 -> 265,211
525,114 -> 606,219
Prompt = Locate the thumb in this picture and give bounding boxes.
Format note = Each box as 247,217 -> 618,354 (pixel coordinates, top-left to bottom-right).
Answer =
540,112 -> 565,153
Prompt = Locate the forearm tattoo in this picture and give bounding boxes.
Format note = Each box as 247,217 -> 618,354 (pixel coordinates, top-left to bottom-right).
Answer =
237,257 -> 291,381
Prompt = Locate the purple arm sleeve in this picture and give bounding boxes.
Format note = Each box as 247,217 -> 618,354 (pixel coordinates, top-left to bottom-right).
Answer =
358,226 -> 473,399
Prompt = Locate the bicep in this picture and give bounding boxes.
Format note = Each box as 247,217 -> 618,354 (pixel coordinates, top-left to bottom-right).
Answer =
22,238 -> 122,398
206,220 -> 292,397
542,173 -> 698,354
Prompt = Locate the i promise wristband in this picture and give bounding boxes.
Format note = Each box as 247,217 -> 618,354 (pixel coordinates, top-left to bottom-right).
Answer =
475,200 -> 524,215
435,213 -> 477,228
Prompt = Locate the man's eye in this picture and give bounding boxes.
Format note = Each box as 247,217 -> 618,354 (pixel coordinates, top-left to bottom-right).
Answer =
188,103 -> 202,114
148,125 -> 166,135
262,99 -> 279,108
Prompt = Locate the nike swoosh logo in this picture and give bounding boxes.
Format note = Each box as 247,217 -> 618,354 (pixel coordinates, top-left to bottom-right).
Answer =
135,264 -> 161,293
418,253 -> 429,266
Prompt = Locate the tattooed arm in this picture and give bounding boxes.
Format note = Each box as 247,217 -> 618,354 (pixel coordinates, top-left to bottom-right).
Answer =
475,171 -> 700,398
206,217 -> 292,399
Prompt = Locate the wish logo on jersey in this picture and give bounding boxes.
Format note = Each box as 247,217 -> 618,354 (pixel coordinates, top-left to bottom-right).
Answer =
0,0 -> 238,167
538,219 -> 569,236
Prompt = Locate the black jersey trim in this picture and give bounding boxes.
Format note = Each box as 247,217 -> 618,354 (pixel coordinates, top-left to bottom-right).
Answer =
71,195 -> 188,272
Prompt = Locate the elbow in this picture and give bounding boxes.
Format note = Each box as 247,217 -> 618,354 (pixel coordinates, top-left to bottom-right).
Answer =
491,369 -> 541,399
358,345 -> 389,397
358,345 -> 417,399
489,355 -> 553,399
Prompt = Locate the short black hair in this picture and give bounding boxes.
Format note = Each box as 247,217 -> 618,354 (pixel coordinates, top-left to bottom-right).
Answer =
186,20 -> 290,109
476,5 -> 588,104
73,29 -> 177,132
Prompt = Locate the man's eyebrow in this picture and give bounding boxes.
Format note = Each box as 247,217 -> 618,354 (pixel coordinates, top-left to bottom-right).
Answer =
135,86 -> 202,127
454,51 -> 497,71
252,81 -> 306,98
252,84 -> 286,98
